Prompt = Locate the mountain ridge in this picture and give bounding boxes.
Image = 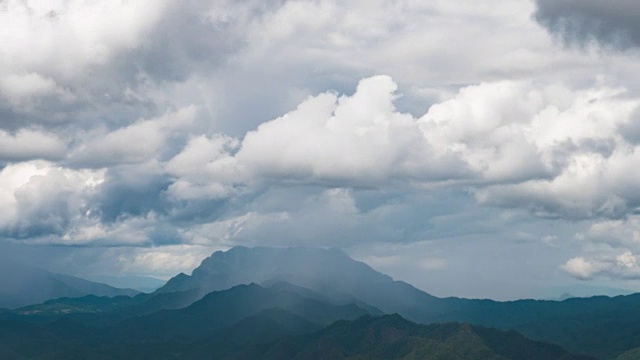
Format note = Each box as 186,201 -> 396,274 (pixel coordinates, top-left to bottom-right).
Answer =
5,245 -> 640,358
0,261 -> 140,309
238,314 -> 595,360
149,246 -> 640,358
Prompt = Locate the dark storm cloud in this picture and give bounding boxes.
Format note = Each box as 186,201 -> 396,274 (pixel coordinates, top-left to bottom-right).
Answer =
0,0 -> 287,134
127,1 -> 241,82
619,108 -> 640,144
534,0 -> 640,49
93,164 -> 172,223
2,180 -> 78,239
147,224 -> 183,246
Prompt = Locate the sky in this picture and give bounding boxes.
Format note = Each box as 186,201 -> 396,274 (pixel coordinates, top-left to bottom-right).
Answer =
2,0 -> 640,300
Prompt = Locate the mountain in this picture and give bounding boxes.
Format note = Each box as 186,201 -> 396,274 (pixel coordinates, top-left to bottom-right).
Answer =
154,246 -> 444,319
109,282 -> 374,342
14,294 -> 135,316
97,309 -> 324,360
238,314 -> 594,360
0,303 -> 592,360
101,314 -> 593,360
536,284 -> 635,300
151,246 -> 640,359
473,294 -> 640,359
0,282 -> 375,359
617,347 -> 640,360
0,261 -> 140,309
83,275 -> 167,293
7,246 -> 640,358
556,293 -> 576,301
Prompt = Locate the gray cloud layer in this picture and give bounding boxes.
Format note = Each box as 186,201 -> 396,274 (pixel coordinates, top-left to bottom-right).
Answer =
535,0 -> 640,49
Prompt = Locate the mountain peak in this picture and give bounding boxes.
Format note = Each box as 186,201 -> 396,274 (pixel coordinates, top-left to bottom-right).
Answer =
205,246 -> 350,263
153,246 -> 439,319
158,246 -> 391,296
0,262 -> 139,309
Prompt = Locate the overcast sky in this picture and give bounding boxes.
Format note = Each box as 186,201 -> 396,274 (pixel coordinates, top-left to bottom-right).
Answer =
2,0 -> 640,300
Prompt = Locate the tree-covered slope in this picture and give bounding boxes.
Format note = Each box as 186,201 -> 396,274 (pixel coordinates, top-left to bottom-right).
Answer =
0,283 -> 374,359
238,314 -> 594,360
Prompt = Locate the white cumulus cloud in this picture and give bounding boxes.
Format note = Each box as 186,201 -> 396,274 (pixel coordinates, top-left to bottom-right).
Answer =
563,251 -> 640,280
0,129 -> 67,161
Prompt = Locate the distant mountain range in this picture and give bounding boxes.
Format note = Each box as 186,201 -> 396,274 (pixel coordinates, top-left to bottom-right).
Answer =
155,246 -> 446,317
83,274 -> 167,293
0,261 -> 139,309
537,284 -> 635,301
3,246 -> 640,359
0,283 -> 593,360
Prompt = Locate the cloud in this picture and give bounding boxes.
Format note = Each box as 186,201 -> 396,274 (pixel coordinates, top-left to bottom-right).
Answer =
237,75 -> 470,185
475,147 -> 640,220
183,187 -> 402,248
562,257 -> 604,280
0,162 -> 49,227
180,185 -> 510,250
419,81 -> 561,183
0,0 -> 170,77
0,161 -> 104,241
0,73 -> 62,107
464,85 -> 640,219
93,162 -> 172,224
1,0 -> 640,297
359,245 -> 449,272
164,75 -> 640,222
534,0 -> 640,50
573,215 -> 640,249
0,0 -> 294,135
67,106 -> 197,168
563,251 -> 640,280
111,244 -> 220,277
57,215 -> 156,246
0,240 -> 214,278
0,129 -> 67,161
244,0 -> 550,86
1,73 -> 639,252
165,135 -> 244,200
167,77 -> 581,194
207,0 -> 581,137
164,75 -> 474,202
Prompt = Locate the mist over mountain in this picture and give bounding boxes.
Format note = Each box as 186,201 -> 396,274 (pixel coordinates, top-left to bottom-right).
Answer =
84,275 -> 167,293
157,246 -> 378,295
156,246 -> 442,318
0,261 -> 139,309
